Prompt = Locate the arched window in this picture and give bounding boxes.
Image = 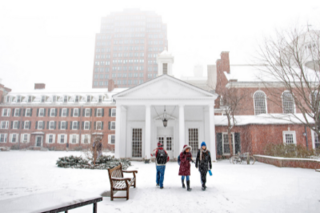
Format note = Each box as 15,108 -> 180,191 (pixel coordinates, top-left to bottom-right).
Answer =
282,91 -> 294,114
254,91 -> 267,115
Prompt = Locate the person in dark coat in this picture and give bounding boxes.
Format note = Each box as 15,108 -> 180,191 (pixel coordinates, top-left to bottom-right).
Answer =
195,141 -> 212,191
179,144 -> 193,191
151,142 -> 170,189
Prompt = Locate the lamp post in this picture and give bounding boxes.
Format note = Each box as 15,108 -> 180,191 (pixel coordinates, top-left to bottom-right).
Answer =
162,106 -> 168,128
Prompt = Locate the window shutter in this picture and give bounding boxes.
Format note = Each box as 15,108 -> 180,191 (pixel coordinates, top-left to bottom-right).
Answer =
71,109 -> 73,117
47,121 -> 49,129
43,121 -> 46,129
216,133 -> 223,155
19,108 -> 22,116
22,121 -> 24,129
66,122 -> 68,130
12,109 -> 14,117
48,109 -> 50,116
235,133 -> 241,154
35,121 -> 38,129
90,109 -> 92,116
70,121 -> 72,129
82,109 -> 85,116
54,121 -> 56,129
59,108 -> 62,116
102,109 -> 104,117
77,121 -> 80,130
109,108 -> 111,116
17,121 -> 20,129
94,122 -> 96,130
55,108 -> 57,116
29,121 -> 31,129
37,109 -> 39,117
67,108 -> 69,117
23,109 -> 25,117
108,122 -> 110,130
11,121 -> 13,129
30,109 -> 33,116
101,122 -> 104,130
89,122 -> 91,130
94,109 -> 97,117
44,109 -> 46,116
58,121 -> 61,130
82,121 -> 84,130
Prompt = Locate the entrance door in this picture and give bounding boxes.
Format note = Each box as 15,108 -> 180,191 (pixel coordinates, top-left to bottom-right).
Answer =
158,136 -> 173,159
35,136 -> 43,147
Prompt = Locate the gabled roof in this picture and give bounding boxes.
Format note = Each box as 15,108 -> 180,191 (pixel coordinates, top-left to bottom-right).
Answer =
113,74 -> 218,100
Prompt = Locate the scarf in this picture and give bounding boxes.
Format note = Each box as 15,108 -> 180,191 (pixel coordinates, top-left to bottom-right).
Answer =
200,149 -> 208,161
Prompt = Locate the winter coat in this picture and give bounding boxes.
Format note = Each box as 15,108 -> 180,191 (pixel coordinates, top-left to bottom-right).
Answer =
195,149 -> 212,172
178,145 -> 192,176
151,147 -> 170,166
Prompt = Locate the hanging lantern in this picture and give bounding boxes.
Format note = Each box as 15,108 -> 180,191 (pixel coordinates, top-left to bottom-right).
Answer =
162,106 -> 168,127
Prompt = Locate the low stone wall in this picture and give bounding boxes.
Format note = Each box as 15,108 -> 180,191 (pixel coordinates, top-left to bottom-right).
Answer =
254,155 -> 320,169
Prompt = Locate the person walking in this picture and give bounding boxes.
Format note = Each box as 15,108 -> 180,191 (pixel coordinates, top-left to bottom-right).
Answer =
195,141 -> 212,191
92,138 -> 102,165
66,142 -> 69,152
151,142 -> 170,189
179,145 -> 193,191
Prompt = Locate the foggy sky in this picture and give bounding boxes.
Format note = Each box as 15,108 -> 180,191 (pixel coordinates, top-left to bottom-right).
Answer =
0,0 -> 320,92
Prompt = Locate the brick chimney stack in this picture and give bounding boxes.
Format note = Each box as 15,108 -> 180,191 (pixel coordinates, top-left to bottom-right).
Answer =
215,51 -> 231,108
34,83 -> 45,90
108,79 -> 115,92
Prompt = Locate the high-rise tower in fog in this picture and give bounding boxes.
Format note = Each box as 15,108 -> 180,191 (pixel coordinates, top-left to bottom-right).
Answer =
92,9 -> 168,88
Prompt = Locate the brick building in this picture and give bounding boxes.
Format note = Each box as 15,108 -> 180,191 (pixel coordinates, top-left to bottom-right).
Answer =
0,82 -> 125,151
213,52 -> 320,158
92,8 -> 168,88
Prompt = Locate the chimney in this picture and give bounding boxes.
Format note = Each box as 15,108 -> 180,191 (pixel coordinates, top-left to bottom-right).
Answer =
220,51 -> 230,74
108,79 -> 115,92
34,83 -> 45,90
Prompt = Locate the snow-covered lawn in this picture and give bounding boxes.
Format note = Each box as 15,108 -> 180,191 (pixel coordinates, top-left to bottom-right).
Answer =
0,151 -> 319,213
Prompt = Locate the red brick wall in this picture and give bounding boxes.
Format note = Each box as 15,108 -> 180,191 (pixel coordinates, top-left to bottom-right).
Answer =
254,155 -> 320,169
0,106 -> 116,151
34,83 -> 45,90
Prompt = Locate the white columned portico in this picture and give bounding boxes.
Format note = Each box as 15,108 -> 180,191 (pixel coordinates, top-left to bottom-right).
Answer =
115,105 -> 122,158
145,105 -> 151,159
179,105 -> 185,152
208,105 -> 216,161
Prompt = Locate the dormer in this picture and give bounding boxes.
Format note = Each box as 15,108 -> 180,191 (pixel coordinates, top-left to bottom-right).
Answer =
156,48 -> 174,76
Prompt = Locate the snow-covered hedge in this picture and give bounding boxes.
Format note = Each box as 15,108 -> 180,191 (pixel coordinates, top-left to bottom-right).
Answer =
56,155 -> 131,170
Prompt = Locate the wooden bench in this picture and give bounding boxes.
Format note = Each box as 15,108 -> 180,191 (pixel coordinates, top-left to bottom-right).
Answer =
108,163 -> 138,201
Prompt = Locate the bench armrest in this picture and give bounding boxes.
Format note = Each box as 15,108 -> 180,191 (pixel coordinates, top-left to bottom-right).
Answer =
111,177 -> 132,181
122,170 -> 138,174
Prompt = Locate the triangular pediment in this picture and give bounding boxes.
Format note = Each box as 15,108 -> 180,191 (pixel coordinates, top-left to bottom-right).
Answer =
113,75 -> 217,99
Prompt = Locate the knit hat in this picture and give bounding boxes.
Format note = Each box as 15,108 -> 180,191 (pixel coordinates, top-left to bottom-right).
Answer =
201,141 -> 206,147
182,144 -> 192,152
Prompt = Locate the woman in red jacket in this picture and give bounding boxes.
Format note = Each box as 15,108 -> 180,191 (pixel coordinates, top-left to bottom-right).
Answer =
178,145 -> 193,191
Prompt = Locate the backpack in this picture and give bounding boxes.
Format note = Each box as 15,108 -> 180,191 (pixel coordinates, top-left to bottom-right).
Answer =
156,149 -> 167,164
177,155 -> 181,165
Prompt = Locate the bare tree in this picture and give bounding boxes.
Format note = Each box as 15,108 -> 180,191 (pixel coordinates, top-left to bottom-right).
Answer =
219,86 -> 248,156
258,26 -> 320,146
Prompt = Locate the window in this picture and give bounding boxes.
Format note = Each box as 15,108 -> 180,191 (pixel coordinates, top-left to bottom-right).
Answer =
6,96 -> 11,103
52,95 -> 57,103
166,137 -> 172,151
46,134 -> 55,144
41,96 -> 45,103
28,96 -> 32,103
163,63 -> 168,74
313,132 -> 320,149
24,121 -> 31,129
87,95 -> 91,102
70,135 -> 78,144
222,133 -> 235,155
38,108 -> 45,117
99,95 -> 103,103
254,91 -> 267,115
72,121 -> 79,130
73,108 -> 79,117
84,121 -> 90,130
75,96 -> 79,102
108,134 -> 115,144
17,96 -> 21,103
59,134 -> 66,144
283,131 -> 296,145
132,129 -> 142,157
111,108 -> 116,117
188,128 -> 199,157
110,121 -> 116,130
48,135 -> 53,143
82,134 -> 90,144
14,108 -> 21,117
50,108 -> 56,117
62,108 -> 68,117
85,108 -> 91,117
60,121 -> 67,130
1,121 -> 9,129
64,96 -> 68,103
0,134 -> 7,143
2,108 -> 10,117
25,108 -> 31,117
21,134 -> 30,143
49,121 -> 55,130
37,121 -> 44,130
282,92 -> 294,114
10,134 -> 18,143
96,121 -> 102,130
12,121 -> 19,129
97,108 -> 103,117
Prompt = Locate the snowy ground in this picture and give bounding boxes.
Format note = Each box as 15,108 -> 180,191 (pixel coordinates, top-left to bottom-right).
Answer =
0,151 -> 319,213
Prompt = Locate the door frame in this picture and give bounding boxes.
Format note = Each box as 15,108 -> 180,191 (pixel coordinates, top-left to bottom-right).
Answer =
35,136 -> 43,147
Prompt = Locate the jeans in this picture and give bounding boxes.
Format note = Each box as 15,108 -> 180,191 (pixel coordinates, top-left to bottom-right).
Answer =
156,165 -> 166,187
181,176 -> 190,181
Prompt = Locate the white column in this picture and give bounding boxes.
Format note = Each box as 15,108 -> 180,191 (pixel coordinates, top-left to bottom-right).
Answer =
179,105 -> 185,152
145,105 -> 151,160
208,105 -> 216,161
115,105 -> 122,158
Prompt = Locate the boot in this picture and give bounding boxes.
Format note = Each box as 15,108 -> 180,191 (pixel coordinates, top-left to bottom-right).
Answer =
202,183 -> 206,191
182,179 -> 185,188
187,180 -> 192,191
